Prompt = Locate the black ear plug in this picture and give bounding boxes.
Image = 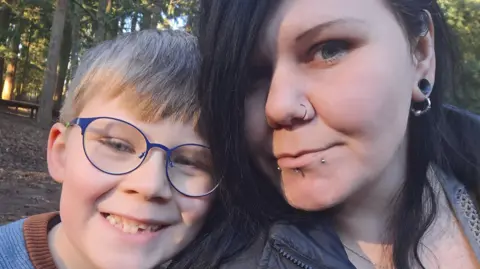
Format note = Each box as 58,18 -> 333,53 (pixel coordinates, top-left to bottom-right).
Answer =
418,78 -> 432,96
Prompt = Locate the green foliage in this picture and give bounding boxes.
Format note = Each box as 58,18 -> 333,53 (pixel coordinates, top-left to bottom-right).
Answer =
0,0 -> 199,103
439,0 -> 480,113
0,0 -> 478,115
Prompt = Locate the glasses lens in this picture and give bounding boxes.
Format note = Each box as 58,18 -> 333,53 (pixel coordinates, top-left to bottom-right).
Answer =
167,144 -> 216,196
83,118 -> 147,174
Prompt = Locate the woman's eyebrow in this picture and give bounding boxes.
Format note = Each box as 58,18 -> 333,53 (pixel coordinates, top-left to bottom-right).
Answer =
296,18 -> 367,43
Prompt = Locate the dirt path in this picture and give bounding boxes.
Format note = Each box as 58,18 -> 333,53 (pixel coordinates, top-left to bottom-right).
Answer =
0,113 -> 60,224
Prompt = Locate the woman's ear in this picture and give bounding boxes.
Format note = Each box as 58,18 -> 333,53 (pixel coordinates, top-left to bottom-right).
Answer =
412,10 -> 436,102
47,123 -> 68,184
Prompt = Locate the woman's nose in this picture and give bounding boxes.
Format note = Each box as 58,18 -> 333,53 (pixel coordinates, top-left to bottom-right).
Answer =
265,65 -> 310,129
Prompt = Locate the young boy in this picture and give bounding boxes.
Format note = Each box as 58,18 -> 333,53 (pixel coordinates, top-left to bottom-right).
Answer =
0,30 -> 217,269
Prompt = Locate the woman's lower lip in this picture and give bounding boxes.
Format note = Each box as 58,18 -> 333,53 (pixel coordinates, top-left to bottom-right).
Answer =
277,148 -> 333,169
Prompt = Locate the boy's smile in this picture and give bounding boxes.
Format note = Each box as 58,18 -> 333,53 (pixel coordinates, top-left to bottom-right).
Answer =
47,95 -> 213,269
102,213 -> 166,234
99,212 -> 169,245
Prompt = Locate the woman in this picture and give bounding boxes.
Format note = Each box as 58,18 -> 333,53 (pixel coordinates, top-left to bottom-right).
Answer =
170,0 -> 480,268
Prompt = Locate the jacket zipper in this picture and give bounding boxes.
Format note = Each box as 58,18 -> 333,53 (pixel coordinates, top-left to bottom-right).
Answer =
272,241 -> 316,269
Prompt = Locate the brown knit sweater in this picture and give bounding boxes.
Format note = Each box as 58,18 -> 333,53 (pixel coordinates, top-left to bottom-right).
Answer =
21,213 -> 171,269
23,212 -> 60,269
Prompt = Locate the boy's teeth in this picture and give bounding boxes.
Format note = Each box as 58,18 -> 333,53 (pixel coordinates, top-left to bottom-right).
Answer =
105,214 -> 160,233
124,225 -> 138,234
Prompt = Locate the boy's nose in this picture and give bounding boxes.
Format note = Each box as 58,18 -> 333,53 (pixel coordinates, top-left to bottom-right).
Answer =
118,152 -> 173,201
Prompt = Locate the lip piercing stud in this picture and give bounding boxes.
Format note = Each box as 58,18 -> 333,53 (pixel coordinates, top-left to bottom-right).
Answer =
277,159 -> 326,172
277,167 -> 302,173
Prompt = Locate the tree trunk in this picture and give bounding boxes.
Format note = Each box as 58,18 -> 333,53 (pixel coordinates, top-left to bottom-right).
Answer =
106,16 -> 118,40
2,61 -> 16,100
37,0 -> 67,128
131,12 -> 137,32
94,0 -> 107,43
150,4 -> 160,29
106,0 -> 112,13
119,13 -> 126,33
1,17 -> 24,100
0,58 -> 4,91
18,23 -> 33,96
70,0 -> 82,76
105,0 -> 117,40
140,9 -> 151,30
0,6 -> 11,88
0,4 -> 12,43
54,18 -> 72,110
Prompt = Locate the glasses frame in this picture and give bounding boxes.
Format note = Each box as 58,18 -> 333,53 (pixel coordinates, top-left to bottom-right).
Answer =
66,117 -> 218,197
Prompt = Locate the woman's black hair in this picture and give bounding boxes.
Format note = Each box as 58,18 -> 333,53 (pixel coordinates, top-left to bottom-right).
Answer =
389,1 -> 480,267
169,0 -> 480,268
167,1 -> 294,268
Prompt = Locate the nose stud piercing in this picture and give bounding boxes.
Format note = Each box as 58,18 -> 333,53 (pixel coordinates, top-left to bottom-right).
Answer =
300,104 -> 308,120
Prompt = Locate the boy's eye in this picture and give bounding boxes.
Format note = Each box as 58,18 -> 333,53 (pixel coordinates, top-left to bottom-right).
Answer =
99,138 -> 136,154
171,155 -> 194,166
170,155 -> 206,170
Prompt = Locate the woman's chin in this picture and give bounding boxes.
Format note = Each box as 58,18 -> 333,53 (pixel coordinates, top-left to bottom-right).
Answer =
280,174 -> 346,211
283,193 -> 339,211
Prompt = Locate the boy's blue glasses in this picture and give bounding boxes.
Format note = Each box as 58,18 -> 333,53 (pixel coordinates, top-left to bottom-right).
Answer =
66,117 -> 218,197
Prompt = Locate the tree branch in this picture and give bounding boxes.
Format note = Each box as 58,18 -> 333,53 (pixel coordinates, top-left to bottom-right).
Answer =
70,0 -> 96,19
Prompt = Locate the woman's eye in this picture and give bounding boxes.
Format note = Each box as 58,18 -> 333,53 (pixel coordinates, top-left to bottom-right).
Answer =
310,40 -> 350,64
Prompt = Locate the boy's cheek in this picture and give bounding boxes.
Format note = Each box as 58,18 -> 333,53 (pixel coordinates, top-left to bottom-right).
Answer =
61,150 -> 117,204
177,195 -> 213,226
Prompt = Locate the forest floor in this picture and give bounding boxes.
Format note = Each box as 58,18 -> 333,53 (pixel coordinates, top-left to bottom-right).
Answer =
0,111 -> 60,224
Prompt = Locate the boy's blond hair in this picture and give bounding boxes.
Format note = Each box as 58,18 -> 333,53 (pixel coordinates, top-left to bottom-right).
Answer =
60,30 -> 201,124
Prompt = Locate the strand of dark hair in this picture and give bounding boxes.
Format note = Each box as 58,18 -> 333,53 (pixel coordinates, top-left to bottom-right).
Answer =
167,1 -> 292,268
389,2 -> 480,268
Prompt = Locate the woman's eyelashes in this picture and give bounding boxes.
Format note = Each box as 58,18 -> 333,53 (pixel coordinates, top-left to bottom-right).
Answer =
305,39 -> 352,66
247,38 -> 353,93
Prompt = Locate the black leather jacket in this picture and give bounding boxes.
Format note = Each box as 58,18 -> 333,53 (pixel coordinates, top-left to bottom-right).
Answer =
221,220 -> 356,269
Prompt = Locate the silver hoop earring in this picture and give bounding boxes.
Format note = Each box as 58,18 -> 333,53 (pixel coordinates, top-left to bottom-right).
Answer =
300,104 -> 308,120
411,97 -> 431,117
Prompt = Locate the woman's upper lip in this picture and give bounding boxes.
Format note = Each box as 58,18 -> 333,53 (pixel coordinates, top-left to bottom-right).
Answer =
275,142 -> 342,169
275,142 -> 341,159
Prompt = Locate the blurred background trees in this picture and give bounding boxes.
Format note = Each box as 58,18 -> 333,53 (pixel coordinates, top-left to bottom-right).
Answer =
439,0 -> 480,112
0,0 -> 478,127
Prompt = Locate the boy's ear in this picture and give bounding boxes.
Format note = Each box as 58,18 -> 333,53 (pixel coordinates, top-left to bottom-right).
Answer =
47,123 -> 68,184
